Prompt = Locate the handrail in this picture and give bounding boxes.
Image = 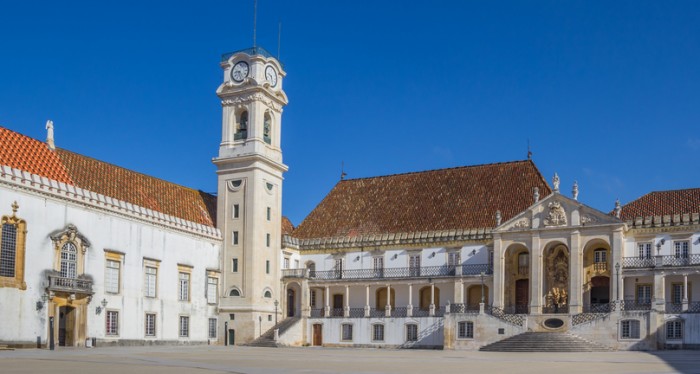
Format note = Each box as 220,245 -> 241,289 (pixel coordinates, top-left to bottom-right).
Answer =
291,263 -> 491,280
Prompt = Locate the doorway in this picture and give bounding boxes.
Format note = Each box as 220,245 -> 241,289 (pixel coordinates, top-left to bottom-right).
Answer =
312,324 -> 323,346
467,285 -> 489,310
515,279 -> 529,314
590,276 -> 610,304
58,306 -> 75,347
332,294 -> 343,316
228,329 -> 235,346
287,289 -> 296,317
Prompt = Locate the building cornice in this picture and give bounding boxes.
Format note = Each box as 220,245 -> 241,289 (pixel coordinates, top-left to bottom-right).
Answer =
625,213 -> 700,234
0,164 -> 222,240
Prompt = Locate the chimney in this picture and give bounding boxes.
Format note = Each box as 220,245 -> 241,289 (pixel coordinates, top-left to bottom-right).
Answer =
46,120 -> 55,150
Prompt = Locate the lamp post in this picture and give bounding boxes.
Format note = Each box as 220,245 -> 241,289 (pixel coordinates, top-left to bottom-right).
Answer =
224,321 -> 228,346
258,315 -> 262,337
615,262 -> 620,302
274,299 -> 279,325
480,271 -> 485,304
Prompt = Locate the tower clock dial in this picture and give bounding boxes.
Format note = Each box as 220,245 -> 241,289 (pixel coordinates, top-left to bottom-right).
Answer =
231,61 -> 249,82
265,65 -> 278,87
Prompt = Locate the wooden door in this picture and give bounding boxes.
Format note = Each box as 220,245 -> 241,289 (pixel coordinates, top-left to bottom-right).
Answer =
312,324 -> 322,346
515,279 -> 529,313
228,329 -> 235,346
287,289 -> 296,317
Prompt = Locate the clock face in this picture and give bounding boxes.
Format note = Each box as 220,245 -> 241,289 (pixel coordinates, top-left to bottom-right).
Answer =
231,61 -> 249,82
265,65 -> 278,87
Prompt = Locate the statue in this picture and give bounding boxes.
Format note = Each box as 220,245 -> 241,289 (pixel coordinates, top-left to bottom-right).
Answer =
552,173 -> 560,193
572,181 -> 579,200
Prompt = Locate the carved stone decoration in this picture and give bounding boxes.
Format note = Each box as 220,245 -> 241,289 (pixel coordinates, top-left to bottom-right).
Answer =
510,218 -> 531,230
49,224 -> 91,253
580,214 -> 599,225
545,248 -> 569,310
221,92 -> 283,112
572,181 -> 579,201
552,173 -> 560,193
543,201 -> 567,227
533,187 -> 540,203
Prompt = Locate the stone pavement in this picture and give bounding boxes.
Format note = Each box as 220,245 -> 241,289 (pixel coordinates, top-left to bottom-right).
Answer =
1,346 -> 699,374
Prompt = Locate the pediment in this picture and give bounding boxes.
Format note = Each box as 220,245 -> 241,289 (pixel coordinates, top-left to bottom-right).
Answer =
494,192 -> 623,233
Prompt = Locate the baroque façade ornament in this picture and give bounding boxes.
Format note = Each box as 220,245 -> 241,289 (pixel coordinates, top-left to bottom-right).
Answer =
543,201 -> 567,227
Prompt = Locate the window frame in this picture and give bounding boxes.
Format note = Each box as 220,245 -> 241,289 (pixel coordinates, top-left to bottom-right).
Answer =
341,323 -> 353,342
372,323 -> 385,342
104,254 -> 122,294
208,318 -> 217,339
666,320 -> 683,340
620,319 -> 640,340
144,261 -> 159,298
0,206 -> 27,289
232,258 -> 239,272
178,271 -> 191,302
179,315 -> 190,338
207,276 -> 218,304
105,310 -> 119,336
457,321 -> 474,339
638,242 -> 652,259
674,241 -> 690,259
406,323 -> 418,342
145,312 -> 157,337
229,288 -> 241,297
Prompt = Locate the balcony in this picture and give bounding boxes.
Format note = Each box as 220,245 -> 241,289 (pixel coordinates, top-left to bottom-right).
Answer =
284,263 -> 492,281
593,262 -> 608,272
622,254 -> 700,269
619,299 -> 652,311
47,275 -> 93,295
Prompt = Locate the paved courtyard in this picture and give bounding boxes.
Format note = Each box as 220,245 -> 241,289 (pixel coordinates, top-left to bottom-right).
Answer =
1,346 -> 699,374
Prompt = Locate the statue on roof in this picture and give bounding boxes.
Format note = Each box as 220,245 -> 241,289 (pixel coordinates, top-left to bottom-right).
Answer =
552,173 -> 560,193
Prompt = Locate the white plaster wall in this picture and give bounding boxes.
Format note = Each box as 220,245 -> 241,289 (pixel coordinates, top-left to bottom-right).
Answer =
571,312 -> 655,350
0,184 -> 220,346
308,317 -> 444,348
445,313 -> 526,350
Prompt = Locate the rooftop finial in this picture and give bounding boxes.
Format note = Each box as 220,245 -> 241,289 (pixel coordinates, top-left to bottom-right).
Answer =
572,180 -> 579,201
11,201 -> 19,216
533,187 -> 540,203
252,0 -> 258,47
495,210 -> 502,226
46,120 -> 55,151
527,139 -> 532,160
614,198 -> 621,218
340,161 -> 347,181
552,173 -> 560,193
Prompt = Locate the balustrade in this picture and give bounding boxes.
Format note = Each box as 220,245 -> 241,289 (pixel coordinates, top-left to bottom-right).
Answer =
47,275 -> 93,294
301,263 -> 491,281
622,254 -> 700,269
619,299 -> 652,311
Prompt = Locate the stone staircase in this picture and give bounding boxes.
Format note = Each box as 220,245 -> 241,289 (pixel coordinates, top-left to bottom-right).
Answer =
246,317 -> 300,348
0,345 -> 14,351
479,332 -> 611,352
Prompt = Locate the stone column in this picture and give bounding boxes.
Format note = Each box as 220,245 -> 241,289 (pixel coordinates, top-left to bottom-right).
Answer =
429,283 -> 436,316
683,274 -> 689,312
301,279 -> 311,318
454,279 -> 464,306
569,230 -> 582,314
385,284 -> 392,317
530,233 -> 542,314
344,285 -> 350,317
364,285 -> 370,317
324,286 -> 330,315
611,228 -> 624,308
492,235 -> 504,308
407,283 -> 413,317
653,272 -> 666,313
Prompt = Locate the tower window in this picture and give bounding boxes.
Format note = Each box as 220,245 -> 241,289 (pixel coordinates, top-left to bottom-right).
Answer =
233,204 -> 240,219
266,233 -> 270,247
263,112 -> 271,145
266,260 -> 270,274
266,207 -> 271,221
233,231 -> 239,245
235,111 -> 248,140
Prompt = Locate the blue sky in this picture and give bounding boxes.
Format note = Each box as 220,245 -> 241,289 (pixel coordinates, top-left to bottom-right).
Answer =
1,1 -> 699,225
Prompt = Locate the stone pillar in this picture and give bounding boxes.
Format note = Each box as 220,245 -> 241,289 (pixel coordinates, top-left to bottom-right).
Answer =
454,279 -> 464,305
530,233 -> 542,314
385,284 -> 392,317
344,285 -> 350,317
493,235 -> 504,308
407,283 -> 413,317
364,285 -> 370,317
653,272 -> 666,313
569,230 -> 582,314
301,279 -> 311,317
683,274 -> 689,312
324,286 -> 330,315
611,229 -> 624,307
429,283 -> 436,316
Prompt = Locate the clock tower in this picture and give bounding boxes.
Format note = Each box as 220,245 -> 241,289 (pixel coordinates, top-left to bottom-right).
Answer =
214,47 -> 288,344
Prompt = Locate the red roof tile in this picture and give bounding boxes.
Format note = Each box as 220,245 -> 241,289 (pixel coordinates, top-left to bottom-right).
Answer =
0,127 -> 73,184
620,188 -> 700,220
281,216 -> 294,235
293,160 -> 551,240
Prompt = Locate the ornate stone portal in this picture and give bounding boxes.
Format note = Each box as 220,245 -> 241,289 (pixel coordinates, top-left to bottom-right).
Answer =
545,246 -> 569,312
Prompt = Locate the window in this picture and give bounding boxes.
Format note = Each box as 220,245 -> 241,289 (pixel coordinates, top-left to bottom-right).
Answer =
334,258 -> 344,278
266,233 -> 270,247
235,111 -> 248,140
208,318 -> 217,339
638,243 -> 652,259
229,313 -> 235,320
105,259 -> 120,294
229,288 -> 241,297
373,256 -> 384,277
636,285 -> 652,304
266,260 -> 270,274
284,257 -> 290,269
0,203 -> 27,289
666,320 -> 683,340
406,324 -> 418,342
207,277 -> 218,304
457,321 -> 474,339
232,258 -> 238,272
621,320 -> 640,339
372,324 -> 384,342
263,112 -> 272,144
294,259 -> 299,269
106,311 -> 119,336
448,252 -> 461,267
264,290 -> 272,298
60,242 -> 77,278
233,204 -> 240,219
144,266 -> 157,298
233,231 -> 239,245
409,254 -> 421,276
672,283 -> 691,304
179,272 -> 190,301
341,323 -> 353,341
310,290 -> 317,308
267,207 -> 271,221
594,249 -> 607,263
674,241 -> 689,259
179,316 -> 190,337
268,315 -> 272,321
145,313 -> 156,337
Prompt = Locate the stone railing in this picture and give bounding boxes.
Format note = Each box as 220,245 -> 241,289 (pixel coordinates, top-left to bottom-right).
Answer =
619,300 -> 652,312
297,264 -> 491,281
48,275 -> 93,294
486,305 -> 525,326
623,254 -> 700,269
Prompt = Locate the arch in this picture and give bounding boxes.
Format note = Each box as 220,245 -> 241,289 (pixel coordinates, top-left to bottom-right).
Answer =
543,242 -> 570,313
467,284 -> 489,309
285,281 -> 302,317
418,286 -> 439,310
582,238 -> 612,311
504,243 -> 530,313
263,288 -> 273,299
228,287 -> 241,297
375,288 -> 395,309
263,111 -> 272,145
235,111 -> 248,140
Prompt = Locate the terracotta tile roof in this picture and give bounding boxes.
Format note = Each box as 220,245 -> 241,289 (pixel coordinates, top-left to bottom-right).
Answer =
293,160 -> 551,240
620,188 -> 700,220
0,127 -> 73,184
281,216 -> 294,235
0,126 -> 216,227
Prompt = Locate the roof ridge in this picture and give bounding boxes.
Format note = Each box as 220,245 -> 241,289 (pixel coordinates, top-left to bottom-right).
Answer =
340,159 -> 533,182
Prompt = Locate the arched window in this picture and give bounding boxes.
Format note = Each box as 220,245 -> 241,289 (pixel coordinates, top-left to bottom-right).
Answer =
306,261 -> 316,278
264,290 -> 272,298
60,242 -> 78,278
263,112 -> 272,145
235,111 -> 248,140
229,288 -> 241,297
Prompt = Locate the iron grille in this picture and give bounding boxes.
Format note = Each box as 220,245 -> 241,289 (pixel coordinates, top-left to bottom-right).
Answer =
0,223 -> 16,277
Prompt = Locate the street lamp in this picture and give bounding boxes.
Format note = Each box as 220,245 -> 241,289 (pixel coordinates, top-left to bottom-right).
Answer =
258,315 -> 262,337
274,299 -> 279,325
480,271 -> 485,304
615,262 -> 620,302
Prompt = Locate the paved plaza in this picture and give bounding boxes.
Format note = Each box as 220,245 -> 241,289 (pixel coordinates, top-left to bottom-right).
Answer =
1,346 -> 700,374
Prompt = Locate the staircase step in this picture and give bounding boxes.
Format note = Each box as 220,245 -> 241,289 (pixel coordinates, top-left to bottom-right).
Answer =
479,332 -> 611,352
245,317 -> 301,348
